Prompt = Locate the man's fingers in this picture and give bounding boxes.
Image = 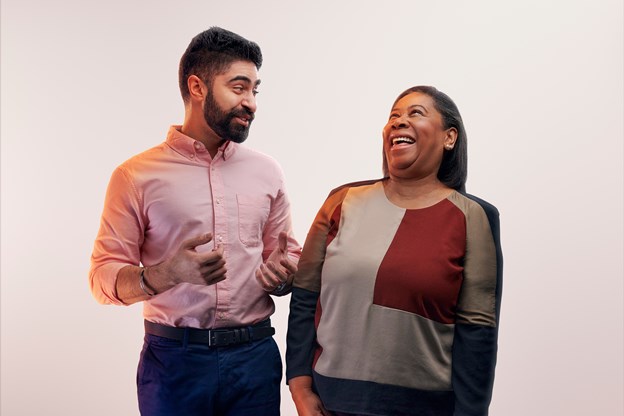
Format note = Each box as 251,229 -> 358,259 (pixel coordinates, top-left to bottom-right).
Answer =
204,265 -> 227,285
255,268 -> 271,290
267,261 -> 288,282
182,232 -> 213,250
261,264 -> 282,286
198,246 -> 225,266
200,258 -> 226,274
256,265 -> 281,291
280,258 -> 298,275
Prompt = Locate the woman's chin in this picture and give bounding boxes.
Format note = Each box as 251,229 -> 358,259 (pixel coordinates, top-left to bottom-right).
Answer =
387,163 -> 415,176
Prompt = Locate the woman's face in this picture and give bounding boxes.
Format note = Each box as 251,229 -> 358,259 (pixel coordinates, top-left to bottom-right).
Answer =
382,92 -> 456,181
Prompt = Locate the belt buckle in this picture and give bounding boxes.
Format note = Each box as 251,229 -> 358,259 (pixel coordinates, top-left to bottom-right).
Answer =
208,328 -> 250,347
209,329 -> 229,347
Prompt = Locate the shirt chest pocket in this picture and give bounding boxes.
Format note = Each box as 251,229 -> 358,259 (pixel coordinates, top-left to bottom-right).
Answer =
236,194 -> 270,247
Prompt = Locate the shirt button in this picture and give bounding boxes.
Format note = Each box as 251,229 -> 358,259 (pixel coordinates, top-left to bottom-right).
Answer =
218,236 -> 223,242
189,154 -> 195,159
194,142 -> 201,149
218,312 -> 225,319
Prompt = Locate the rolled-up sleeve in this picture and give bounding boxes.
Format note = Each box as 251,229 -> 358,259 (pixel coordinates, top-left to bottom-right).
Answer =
89,166 -> 144,305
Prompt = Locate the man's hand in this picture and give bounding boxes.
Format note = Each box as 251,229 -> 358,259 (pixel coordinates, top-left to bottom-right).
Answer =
161,232 -> 227,286
255,231 -> 297,293
115,232 -> 226,304
150,232 -> 227,288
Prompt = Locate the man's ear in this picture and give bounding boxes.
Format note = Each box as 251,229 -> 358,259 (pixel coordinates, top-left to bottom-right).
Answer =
187,75 -> 207,102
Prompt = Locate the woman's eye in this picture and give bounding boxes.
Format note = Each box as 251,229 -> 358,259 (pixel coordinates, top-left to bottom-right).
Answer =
252,89 -> 259,96
410,109 -> 422,116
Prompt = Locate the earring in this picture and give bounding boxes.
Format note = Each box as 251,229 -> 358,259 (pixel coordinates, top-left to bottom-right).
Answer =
445,144 -> 454,150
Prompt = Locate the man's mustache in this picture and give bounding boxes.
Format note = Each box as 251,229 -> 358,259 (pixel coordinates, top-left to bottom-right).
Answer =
230,108 -> 255,123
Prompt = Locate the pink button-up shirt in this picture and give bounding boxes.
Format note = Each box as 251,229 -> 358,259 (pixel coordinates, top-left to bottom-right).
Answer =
89,126 -> 301,329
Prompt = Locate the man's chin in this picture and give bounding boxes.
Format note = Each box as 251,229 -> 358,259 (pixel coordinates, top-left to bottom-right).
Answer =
228,136 -> 248,144
226,127 -> 250,143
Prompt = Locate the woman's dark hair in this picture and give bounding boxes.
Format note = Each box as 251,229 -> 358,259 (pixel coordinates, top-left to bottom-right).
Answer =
383,86 -> 468,191
178,27 -> 263,103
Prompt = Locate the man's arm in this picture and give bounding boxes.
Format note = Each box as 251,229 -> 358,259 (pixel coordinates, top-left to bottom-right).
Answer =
89,166 -> 145,305
89,166 -> 227,305
256,174 -> 302,295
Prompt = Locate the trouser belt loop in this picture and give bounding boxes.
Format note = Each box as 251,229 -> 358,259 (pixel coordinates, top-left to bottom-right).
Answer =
182,327 -> 189,348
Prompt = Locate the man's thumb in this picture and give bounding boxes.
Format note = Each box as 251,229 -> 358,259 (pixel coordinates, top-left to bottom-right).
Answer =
182,232 -> 213,250
278,231 -> 288,253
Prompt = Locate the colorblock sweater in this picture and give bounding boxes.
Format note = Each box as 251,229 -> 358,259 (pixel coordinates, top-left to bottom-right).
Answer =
286,180 -> 503,416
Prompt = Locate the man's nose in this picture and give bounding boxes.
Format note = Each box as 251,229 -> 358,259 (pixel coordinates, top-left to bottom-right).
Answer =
242,93 -> 257,114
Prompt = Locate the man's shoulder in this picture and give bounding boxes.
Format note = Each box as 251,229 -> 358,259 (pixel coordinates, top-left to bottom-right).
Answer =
117,142 -> 168,169
231,144 -> 285,178
233,144 -> 280,164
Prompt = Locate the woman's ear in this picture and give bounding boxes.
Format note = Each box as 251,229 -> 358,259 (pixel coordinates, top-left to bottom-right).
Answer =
444,128 -> 458,150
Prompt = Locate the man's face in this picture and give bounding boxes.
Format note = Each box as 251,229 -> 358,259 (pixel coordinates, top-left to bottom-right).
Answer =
203,60 -> 260,143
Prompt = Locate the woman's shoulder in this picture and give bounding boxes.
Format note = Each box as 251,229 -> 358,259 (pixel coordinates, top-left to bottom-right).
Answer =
456,192 -> 500,217
327,178 -> 384,198
450,192 -> 501,237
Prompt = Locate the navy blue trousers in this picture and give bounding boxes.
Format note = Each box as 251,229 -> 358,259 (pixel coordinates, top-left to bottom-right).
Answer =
137,333 -> 282,415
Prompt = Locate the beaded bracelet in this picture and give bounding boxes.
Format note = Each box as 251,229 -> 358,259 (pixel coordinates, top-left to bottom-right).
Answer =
139,268 -> 156,297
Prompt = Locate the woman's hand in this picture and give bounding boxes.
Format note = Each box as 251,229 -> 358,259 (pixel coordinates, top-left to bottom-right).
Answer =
289,376 -> 331,416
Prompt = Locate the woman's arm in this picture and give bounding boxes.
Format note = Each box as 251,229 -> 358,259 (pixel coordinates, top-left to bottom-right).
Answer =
452,196 -> 503,416
285,186 -> 350,414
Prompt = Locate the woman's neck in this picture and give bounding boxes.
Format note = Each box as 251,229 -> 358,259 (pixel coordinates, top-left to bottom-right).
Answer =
383,175 -> 453,209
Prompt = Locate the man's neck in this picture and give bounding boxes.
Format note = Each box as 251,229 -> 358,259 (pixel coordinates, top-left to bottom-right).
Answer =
181,113 -> 225,158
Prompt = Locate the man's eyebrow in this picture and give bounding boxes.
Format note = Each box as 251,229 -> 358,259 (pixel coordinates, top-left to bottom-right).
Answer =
228,75 -> 261,87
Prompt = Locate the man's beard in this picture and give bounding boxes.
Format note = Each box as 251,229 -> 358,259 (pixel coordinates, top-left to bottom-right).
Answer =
203,91 -> 254,144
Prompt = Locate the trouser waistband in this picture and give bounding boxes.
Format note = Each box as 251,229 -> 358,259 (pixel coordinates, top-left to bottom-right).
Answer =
144,319 -> 274,347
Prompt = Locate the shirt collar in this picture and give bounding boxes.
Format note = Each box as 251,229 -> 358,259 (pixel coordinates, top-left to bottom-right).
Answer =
166,125 -> 237,161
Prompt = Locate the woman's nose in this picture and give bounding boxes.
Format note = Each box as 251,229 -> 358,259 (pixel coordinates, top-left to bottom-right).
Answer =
392,115 -> 408,129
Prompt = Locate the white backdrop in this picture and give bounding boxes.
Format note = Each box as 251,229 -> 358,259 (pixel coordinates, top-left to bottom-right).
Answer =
2,1 -> 622,415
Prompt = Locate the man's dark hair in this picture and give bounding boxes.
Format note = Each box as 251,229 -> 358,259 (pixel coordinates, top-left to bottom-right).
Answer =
178,27 -> 263,103
382,85 -> 468,192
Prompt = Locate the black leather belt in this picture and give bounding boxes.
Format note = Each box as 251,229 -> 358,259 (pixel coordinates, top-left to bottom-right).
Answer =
144,319 -> 275,347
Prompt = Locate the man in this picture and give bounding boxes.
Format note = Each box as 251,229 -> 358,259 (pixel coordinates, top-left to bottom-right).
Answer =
89,27 -> 301,416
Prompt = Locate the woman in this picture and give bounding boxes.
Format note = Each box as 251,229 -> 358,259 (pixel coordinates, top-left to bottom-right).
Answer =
286,86 -> 503,416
